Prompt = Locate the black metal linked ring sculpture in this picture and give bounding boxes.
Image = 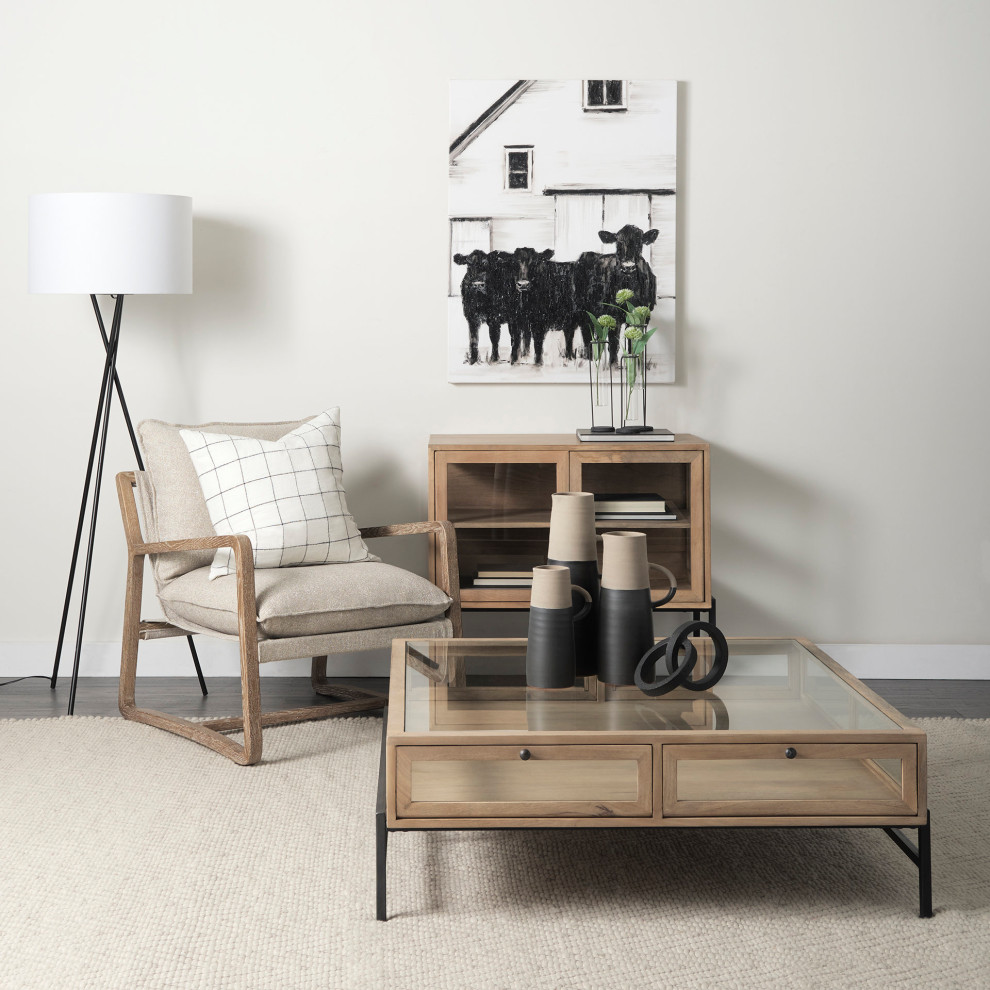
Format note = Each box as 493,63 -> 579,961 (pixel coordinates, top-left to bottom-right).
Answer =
633,631 -> 697,697
634,619 -> 731,697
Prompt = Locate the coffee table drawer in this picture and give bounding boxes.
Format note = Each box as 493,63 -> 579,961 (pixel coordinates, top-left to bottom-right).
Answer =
662,743 -> 918,818
395,745 -> 652,819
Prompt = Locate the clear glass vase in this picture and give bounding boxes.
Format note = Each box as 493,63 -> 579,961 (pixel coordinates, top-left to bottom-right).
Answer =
620,350 -> 647,431
588,339 -> 614,432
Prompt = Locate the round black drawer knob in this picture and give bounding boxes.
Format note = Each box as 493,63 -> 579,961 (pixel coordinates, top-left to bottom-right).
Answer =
784,747 -> 797,760
519,749 -> 532,761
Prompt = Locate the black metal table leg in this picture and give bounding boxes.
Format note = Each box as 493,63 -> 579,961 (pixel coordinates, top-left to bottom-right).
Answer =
376,709 -> 389,921
918,812 -> 932,918
380,814 -> 932,919
883,811 -> 933,918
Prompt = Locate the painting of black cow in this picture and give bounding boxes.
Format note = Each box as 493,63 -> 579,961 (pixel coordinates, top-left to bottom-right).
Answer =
449,79 -> 677,383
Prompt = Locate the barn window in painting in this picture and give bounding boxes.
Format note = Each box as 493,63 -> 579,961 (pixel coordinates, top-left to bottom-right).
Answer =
584,79 -> 626,110
504,147 -> 533,190
449,79 -> 677,383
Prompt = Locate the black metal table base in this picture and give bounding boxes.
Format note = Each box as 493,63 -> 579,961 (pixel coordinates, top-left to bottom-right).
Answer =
374,714 -> 932,922
50,295 -> 207,714
884,814 -> 933,918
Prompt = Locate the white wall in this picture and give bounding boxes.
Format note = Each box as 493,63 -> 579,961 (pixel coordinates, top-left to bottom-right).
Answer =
2,0 -> 988,680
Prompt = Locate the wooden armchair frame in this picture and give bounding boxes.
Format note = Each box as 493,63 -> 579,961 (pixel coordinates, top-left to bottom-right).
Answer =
116,471 -> 461,765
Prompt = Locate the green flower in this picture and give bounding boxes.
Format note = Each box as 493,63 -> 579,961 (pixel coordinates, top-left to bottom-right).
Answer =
615,288 -> 634,305
631,306 -> 651,325
624,326 -> 644,342
596,314 -> 617,330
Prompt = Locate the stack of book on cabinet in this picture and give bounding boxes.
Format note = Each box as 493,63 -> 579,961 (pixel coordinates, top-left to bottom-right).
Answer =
594,492 -> 676,521
471,568 -> 533,588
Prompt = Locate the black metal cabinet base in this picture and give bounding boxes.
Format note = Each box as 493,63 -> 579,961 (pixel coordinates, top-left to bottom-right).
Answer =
374,715 -> 932,922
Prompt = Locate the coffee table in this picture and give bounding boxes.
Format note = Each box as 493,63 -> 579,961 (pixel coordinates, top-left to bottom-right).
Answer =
376,637 -> 931,920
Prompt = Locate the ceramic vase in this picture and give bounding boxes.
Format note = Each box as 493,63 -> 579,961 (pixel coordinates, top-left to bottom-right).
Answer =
526,565 -> 593,689
597,531 -> 677,685
546,492 -> 600,677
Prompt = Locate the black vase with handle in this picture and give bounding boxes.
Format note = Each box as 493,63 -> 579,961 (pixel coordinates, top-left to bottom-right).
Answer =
546,559 -> 599,677
597,531 -> 677,685
547,492 -> 600,677
526,565 -> 593,689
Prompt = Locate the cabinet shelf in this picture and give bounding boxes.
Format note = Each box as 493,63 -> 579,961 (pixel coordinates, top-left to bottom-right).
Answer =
448,511 -> 549,528
449,508 -> 690,529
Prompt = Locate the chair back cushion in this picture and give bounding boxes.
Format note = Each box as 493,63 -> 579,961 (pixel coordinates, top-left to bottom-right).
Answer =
137,417 -> 309,584
179,410 -> 372,580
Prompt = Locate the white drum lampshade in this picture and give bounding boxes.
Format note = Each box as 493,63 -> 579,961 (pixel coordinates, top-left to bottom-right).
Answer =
29,193 -> 192,295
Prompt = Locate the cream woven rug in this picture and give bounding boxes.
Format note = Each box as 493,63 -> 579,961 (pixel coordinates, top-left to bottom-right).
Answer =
1,716 -> 988,990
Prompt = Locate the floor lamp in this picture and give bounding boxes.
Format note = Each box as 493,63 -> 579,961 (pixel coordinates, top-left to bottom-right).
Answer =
29,193 -> 207,714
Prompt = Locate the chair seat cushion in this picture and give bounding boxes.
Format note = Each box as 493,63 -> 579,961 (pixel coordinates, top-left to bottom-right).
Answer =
158,561 -> 452,639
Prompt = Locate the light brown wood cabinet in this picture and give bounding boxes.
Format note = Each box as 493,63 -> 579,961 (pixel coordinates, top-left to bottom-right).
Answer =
428,434 -> 711,611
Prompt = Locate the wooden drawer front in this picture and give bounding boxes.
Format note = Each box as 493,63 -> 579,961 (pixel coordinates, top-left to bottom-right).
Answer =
662,743 -> 917,818
396,745 -> 652,819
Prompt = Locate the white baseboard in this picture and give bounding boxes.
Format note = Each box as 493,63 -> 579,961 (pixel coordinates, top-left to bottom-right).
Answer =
2,641 -> 989,680
817,644 -> 990,680
0,641 -> 379,679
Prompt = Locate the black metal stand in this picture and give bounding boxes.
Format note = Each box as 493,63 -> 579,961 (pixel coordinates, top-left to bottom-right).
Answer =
374,714 -> 934,922
690,596 -> 716,630
50,295 -> 207,714
884,811 -> 933,918
376,707 -> 390,922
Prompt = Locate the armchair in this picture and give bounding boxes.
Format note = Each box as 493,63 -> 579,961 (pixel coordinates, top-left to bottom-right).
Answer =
115,417 -> 460,766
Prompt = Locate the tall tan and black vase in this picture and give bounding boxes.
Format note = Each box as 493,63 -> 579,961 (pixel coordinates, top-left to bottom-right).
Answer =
547,492 -> 600,677
598,531 -> 677,685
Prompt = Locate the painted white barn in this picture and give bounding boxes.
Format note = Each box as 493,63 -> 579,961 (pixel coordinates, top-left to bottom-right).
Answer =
448,79 -> 677,382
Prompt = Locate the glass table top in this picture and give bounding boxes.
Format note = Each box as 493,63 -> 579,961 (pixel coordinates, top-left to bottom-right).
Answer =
401,639 -> 900,735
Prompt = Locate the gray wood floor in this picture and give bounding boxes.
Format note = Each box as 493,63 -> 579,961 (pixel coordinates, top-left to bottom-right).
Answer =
1,676 -> 988,719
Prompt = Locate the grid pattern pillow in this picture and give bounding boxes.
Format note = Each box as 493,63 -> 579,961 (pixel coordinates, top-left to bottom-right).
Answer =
180,409 -> 372,580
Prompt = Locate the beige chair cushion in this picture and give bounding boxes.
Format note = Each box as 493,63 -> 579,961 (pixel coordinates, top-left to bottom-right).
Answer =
137,417 -> 310,584
158,560 -> 452,639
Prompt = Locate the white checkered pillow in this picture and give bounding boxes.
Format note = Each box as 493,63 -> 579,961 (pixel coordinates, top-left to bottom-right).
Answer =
180,409 -> 373,580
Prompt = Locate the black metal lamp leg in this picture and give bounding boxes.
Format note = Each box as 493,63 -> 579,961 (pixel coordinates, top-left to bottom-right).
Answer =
90,296 -> 208,697
66,295 -> 124,715
50,309 -> 117,689
92,295 -> 144,473
187,637 -> 207,696
95,298 -> 208,696
52,295 -> 208,699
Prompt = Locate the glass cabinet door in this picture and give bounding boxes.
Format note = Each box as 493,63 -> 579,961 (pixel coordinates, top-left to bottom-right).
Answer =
569,449 -> 708,607
434,450 -> 569,607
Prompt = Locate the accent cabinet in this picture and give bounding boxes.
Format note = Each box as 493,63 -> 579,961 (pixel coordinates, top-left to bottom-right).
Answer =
428,434 -> 711,613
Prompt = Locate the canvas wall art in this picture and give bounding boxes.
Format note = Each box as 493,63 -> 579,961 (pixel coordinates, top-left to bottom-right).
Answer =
448,79 -> 677,384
